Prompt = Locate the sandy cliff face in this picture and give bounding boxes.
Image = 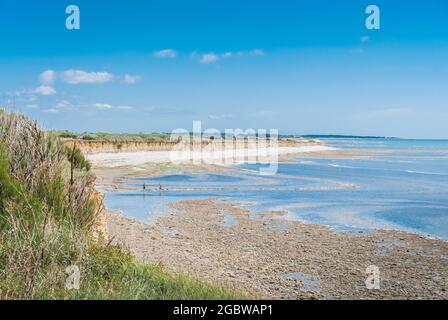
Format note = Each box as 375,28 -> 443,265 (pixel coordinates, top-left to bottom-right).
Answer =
65,138 -> 322,154
90,190 -> 108,242
64,140 -> 179,154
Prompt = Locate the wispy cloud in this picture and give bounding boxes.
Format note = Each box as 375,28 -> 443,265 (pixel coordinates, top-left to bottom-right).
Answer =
221,52 -> 233,59
60,70 -> 114,85
92,103 -> 113,110
194,49 -> 266,64
153,49 -> 177,59
123,74 -> 141,84
56,100 -> 71,109
116,105 -> 134,111
38,69 -> 142,88
34,85 -> 56,96
90,103 -> 134,111
43,108 -> 59,113
39,70 -> 56,85
41,100 -> 76,113
200,53 -> 219,64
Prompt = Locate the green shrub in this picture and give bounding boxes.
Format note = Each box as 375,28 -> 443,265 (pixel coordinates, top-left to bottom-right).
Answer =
57,130 -> 79,139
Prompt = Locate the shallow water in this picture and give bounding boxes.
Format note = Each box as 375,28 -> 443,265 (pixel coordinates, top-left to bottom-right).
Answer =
105,138 -> 448,240
218,210 -> 238,227
277,272 -> 322,292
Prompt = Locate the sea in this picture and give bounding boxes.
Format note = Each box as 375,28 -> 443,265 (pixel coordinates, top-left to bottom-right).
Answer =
104,138 -> 448,240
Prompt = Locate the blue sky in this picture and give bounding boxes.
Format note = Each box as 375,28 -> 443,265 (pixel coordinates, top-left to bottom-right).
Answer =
0,0 -> 447,138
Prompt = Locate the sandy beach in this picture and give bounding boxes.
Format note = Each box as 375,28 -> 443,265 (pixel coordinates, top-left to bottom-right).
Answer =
86,144 -> 333,168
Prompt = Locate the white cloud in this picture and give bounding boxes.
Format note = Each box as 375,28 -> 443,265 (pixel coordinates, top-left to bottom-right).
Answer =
26,104 -> 39,109
60,70 -> 114,85
200,53 -> 219,64
153,49 -> 177,59
39,70 -> 56,85
93,103 -> 113,110
123,74 -> 141,84
35,85 -> 56,96
194,49 -> 265,64
37,69 -> 140,87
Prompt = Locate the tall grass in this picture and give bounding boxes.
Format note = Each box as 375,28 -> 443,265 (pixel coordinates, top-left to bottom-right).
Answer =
0,110 -> 244,300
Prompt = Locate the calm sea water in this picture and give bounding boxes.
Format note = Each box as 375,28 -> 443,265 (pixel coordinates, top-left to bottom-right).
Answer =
105,138 -> 448,240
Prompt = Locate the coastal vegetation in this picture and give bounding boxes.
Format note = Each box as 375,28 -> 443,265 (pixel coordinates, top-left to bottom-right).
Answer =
0,109 -> 243,300
53,130 -> 172,142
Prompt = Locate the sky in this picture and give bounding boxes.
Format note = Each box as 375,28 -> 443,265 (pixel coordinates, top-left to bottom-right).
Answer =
0,0 -> 448,138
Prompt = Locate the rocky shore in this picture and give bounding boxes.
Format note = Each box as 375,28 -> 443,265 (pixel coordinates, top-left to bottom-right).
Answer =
108,198 -> 448,299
